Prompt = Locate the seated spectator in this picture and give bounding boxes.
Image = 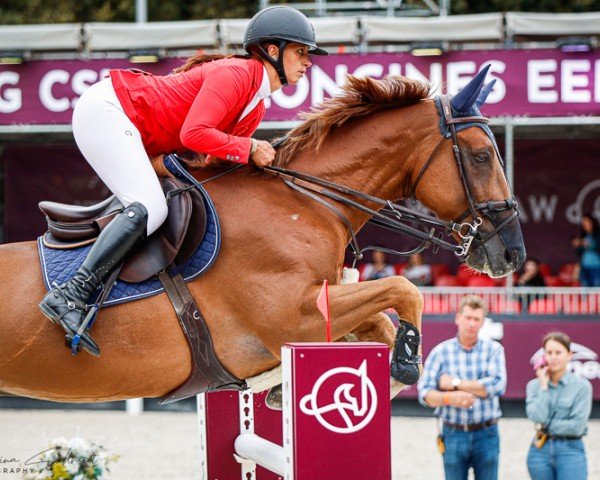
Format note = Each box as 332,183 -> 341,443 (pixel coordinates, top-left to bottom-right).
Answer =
518,258 -> 547,288
517,258 -> 547,313
360,250 -> 396,281
402,252 -> 432,286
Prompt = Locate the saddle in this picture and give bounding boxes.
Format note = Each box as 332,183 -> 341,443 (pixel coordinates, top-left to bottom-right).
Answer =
39,176 -> 207,283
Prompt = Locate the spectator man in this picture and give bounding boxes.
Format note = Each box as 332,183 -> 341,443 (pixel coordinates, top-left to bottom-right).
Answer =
417,295 -> 507,480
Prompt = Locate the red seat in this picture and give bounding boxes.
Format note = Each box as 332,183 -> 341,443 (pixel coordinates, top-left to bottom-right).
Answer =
357,263 -> 368,281
434,275 -> 460,287
466,275 -> 496,287
539,263 -> 552,278
394,263 -> 407,275
559,263 -> 578,286
544,275 -> 566,287
456,264 -> 478,286
431,263 -> 451,282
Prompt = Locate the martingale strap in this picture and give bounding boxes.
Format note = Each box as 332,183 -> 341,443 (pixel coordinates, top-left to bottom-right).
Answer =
158,271 -> 246,404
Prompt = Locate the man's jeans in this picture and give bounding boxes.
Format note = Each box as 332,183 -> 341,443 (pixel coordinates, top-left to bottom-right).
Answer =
442,423 -> 499,480
527,438 -> 587,480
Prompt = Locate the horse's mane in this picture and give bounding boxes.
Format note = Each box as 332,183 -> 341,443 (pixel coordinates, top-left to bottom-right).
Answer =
274,75 -> 431,167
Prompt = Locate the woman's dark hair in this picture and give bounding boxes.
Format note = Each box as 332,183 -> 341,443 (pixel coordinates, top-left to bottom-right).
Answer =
542,331 -> 571,352
173,51 -> 250,74
579,212 -> 600,237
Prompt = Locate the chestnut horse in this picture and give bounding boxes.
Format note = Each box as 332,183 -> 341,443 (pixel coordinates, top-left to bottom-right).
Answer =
0,72 -> 524,403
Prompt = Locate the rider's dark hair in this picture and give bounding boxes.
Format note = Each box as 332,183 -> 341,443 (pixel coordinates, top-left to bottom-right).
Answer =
173,51 -> 251,74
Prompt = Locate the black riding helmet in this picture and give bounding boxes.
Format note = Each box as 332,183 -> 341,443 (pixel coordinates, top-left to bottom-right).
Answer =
243,6 -> 328,86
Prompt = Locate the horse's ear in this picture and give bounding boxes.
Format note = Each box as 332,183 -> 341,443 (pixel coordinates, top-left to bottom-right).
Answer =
451,64 -> 491,112
475,79 -> 497,109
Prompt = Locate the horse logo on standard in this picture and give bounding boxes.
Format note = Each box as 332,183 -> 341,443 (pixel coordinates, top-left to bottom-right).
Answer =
299,359 -> 378,434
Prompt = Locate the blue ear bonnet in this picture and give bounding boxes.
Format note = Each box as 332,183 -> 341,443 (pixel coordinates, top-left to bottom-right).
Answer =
434,96 -> 503,166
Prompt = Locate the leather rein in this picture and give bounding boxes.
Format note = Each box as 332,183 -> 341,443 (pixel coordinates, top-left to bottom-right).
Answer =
263,94 -> 519,262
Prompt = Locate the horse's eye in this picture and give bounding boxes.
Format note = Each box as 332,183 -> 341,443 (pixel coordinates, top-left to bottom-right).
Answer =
474,153 -> 490,164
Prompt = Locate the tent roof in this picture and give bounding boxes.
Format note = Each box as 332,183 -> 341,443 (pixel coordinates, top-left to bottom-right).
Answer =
0,12 -> 598,51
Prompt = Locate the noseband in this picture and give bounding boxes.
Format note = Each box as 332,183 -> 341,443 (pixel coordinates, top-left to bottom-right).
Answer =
266,94 -> 519,261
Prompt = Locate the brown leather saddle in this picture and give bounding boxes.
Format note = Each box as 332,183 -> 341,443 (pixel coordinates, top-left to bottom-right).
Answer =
39,176 -> 207,283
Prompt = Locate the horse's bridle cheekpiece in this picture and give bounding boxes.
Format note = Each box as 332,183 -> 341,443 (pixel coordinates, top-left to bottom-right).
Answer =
266,66 -> 519,263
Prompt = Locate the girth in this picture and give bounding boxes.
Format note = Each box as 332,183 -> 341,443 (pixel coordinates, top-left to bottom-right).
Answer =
158,271 -> 246,404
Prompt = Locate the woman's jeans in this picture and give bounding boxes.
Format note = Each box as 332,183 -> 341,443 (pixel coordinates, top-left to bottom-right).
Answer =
527,438 -> 587,480
580,267 -> 600,287
442,424 -> 499,480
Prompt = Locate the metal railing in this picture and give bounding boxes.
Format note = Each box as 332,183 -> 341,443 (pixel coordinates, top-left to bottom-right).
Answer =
419,287 -> 600,315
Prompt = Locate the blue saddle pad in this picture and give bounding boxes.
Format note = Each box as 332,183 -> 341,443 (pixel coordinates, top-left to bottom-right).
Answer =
38,155 -> 221,307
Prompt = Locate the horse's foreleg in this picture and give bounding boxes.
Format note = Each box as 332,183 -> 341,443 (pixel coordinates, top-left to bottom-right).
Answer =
326,276 -> 423,339
324,276 -> 424,387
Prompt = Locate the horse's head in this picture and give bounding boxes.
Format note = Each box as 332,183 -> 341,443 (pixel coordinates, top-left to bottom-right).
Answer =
412,66 -> 525,277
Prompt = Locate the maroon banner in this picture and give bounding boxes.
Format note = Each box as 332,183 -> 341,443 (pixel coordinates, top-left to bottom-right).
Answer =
513,139 -> 600,273
1,48 -> 599,125
398,319 -> 600,400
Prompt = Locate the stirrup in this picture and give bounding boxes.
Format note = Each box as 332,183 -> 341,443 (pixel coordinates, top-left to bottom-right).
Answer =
391,320 -> 422,385
65,306 -> 99,356
64,266 -> 121,357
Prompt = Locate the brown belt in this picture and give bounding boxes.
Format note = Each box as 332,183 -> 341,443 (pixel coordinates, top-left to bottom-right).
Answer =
444,419 -> 498,432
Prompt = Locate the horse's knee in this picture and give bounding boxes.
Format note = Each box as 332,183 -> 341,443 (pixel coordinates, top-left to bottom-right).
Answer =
390,277 -> 423,312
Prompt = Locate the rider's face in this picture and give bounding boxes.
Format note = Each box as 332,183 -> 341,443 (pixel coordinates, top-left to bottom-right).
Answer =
278,43 -> 312,85
265,42 -> 313,87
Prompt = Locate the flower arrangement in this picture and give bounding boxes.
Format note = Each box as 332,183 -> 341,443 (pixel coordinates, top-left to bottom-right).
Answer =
24,436 -> 119,480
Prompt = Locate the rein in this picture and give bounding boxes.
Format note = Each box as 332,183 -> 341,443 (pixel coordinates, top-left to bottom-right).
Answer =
264,94 -> 519,261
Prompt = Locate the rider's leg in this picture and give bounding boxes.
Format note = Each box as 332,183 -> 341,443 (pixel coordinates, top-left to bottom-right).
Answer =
39,203 -> 148,356
38,79 -> 168,356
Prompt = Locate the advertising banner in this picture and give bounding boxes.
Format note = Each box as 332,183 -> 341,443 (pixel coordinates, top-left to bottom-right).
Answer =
398,319 -> 600,400
1,48 -> 599,125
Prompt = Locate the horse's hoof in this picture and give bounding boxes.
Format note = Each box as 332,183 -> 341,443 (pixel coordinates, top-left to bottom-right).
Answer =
391,320 -> 422,385
265,384 -> 283,411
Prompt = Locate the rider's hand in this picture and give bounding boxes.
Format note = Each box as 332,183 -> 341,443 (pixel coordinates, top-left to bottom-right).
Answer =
251,140 -> 276,168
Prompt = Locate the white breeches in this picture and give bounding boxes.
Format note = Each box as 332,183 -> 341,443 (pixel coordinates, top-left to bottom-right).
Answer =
72,78 -> 168,235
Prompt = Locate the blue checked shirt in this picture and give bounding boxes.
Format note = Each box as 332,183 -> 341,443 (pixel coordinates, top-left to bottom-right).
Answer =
417,337 -> 507,424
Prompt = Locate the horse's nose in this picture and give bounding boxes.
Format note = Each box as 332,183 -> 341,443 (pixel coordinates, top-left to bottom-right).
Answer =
505,246 -> 526,271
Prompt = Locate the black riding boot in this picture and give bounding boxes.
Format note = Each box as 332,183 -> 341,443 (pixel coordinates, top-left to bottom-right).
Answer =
39,203 -> 148,356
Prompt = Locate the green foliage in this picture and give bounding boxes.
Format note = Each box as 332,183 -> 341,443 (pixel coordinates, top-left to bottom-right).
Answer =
451,0 -> 600,13
0,0 -> 598,24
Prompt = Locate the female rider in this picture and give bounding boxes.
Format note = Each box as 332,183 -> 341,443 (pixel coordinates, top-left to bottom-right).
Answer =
39,6 -> 328,356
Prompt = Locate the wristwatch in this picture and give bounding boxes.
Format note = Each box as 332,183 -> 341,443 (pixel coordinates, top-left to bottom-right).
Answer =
451,377 -> 461,390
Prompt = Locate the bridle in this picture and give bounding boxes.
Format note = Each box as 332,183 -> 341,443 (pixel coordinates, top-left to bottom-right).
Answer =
264,94 -> 519,261
408,94 -> 519,256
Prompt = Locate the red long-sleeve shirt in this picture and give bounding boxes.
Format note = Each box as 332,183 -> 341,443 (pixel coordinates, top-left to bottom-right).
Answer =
110,57 -> 266,162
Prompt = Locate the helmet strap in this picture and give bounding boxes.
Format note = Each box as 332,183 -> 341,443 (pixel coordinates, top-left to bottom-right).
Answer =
257,40 -> 289,87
